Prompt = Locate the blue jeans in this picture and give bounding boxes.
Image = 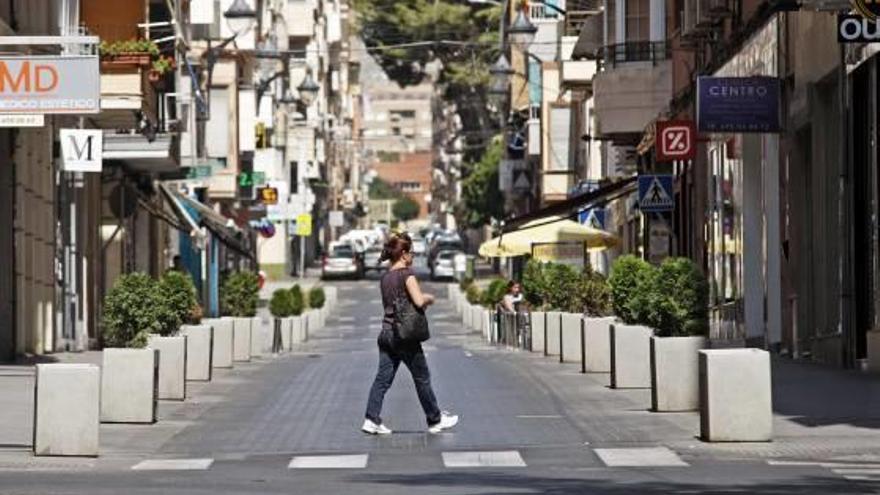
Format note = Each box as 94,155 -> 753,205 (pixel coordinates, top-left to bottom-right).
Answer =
365,336 -> 441,426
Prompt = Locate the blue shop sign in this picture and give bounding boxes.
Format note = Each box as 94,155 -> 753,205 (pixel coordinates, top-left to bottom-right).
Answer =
697,76 -> 781,133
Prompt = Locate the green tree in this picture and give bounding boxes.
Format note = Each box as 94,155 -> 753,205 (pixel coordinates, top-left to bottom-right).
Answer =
460,136 -> 505,228
369,177 -> 403,200
609,255 -> 654,324
392,196 -> 420,221
269,289 -> 294,318
308,287 -> 326,309
353,0 -> 501,160
289,284 -> 305,316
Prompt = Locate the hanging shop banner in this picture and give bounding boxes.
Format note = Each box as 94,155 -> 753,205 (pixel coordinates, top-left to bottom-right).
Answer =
531,242 -> 586,268
696,76 -> 781,133
0,56 -> 99,114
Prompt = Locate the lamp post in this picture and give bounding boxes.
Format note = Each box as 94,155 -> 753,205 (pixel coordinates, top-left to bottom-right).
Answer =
200,0 -> 257,120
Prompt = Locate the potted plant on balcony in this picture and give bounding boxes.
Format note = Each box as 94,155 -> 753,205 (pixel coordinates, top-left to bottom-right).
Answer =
99,39 -> 160,69
149,55 -> 175,86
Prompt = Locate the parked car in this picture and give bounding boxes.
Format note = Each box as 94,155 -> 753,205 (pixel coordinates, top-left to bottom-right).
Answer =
322,243 -> 362,280
431,250 -> 461,280
363,245 -> 388,273
428,236 -> 463,266
411,235 -> 428,255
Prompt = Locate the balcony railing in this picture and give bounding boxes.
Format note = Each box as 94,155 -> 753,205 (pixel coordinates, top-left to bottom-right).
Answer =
598,41 -> 671,70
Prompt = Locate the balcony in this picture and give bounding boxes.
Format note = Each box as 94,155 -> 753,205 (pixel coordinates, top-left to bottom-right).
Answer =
561,60 -> 597,89
593,41 -> 673,137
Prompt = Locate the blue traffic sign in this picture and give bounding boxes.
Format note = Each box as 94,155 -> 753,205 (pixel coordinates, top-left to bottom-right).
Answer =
638,175 -> 674,212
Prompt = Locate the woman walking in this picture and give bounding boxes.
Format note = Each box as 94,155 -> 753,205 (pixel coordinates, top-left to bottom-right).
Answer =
362,233 -> 459,435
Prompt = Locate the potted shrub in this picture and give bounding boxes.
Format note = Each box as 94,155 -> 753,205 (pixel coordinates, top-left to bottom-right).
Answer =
99,39 -> 160,68
269,288 -> 294,352
100,273 -> 161,423
308,286 -> 326,330
149,55 -> 174,84
289,285 -> 307,344
221,271 -> 260,362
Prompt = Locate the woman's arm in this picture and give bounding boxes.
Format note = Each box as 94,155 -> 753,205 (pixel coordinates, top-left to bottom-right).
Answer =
501,294 -> 515,313
405,275 -> 435,308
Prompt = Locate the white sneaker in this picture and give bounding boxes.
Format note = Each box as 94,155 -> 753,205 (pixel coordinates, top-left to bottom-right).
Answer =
361,419 -> 392,435
428,411 -> 459,434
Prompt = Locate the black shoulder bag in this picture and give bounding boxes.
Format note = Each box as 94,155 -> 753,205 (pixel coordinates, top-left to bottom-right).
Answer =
393,271 -> 430,342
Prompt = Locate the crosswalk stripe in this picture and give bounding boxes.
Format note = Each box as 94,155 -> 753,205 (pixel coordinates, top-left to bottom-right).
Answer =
131,459 -> 213,471
594,447 -> 689,467
288,454 -> 369,469
442,451 -> 526,468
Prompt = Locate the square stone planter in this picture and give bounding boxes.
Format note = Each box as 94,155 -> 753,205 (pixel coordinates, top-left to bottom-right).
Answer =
250,316 -> 265,358
583,317 -> 616,372
203,318 -> 233,369
291,315 -> 307,344
307,310 -> 321,334
471,305 -> 483,332
100,348 -> 158,424
699,349 -> 772,442
560,313 -> 582,364
278,317 -> 292,351
147,335 -> 187,400
180,325 -> 213,381
34,363 -> 100,456
545,312 -> 563,357
484,309 -> 495,343
530,312 -> 546,353
650,336 -> 707,412
231,317 -> 253,362
609,324 -> 653,389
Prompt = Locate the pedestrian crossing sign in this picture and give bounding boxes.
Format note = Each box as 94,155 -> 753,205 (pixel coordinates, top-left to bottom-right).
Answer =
638,175 -> 674,212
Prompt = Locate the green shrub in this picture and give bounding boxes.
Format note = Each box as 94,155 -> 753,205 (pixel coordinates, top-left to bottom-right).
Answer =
609,255 -> 654,324
220,271 -> 260,317
102,273 -> 163,348
459,277 -> 474,291
157,271 -> 199,335
654,258 -> 709,336
523,259 -> 612,314
522,259 -> 548,308
575,266 -> 613,316
481,278 -> 509,308
289,285 -> 305,316
308,286 -> 326,309
269,288 -> 294,318
466,284 -> 482,304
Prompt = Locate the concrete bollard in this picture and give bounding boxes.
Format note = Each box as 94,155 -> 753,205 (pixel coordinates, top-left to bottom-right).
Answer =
100,348 -> 158,424
560,313 -> 582,364
650,336 -> 707,411
250,317 -> 265,358
147,335 -> 187,400
204,318 -> 234,369
34,363 -> 100,456
530,312 -> 546,353
583,317 -> 616,372
180,325 -> 213,381
699,349 -> 772,442
609,324 -> 653,389
545,312 -> 563,357
232,317 -> 252,362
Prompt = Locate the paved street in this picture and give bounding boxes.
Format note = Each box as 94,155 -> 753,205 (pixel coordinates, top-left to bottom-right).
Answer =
0,275 -> 879,494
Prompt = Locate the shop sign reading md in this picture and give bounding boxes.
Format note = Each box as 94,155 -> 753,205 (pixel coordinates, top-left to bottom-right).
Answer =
0,56 -> 99,114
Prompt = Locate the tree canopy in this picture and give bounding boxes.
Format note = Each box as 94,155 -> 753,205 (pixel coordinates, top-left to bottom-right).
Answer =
460,135 -> 505,228
393,196 -> 421,221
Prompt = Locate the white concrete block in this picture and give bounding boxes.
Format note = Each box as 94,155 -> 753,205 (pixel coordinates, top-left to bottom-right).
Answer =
560,313 -> 583,364
291,316 -> 307,344
34,364 -> 100,456
484,309 -> 494,343
100,348 -> 158,424
462,303 -> 471,328
530,312 -> 546,353
545,312 -> 563,357
147,335 -> 187,400
699,349 -> 772,442
610,324 -> 653,389
180,325 -> 213,381
307,310 -> 320,334
231,317 -> 252,362
250,317 -> 265,358
650,336 -> 707,411
472,306 -> 484,332
583,317 -> 616,372
204,318 -> 233,369
279,317 -> 292,351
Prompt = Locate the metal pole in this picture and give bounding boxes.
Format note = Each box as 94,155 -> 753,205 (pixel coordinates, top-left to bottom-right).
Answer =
300,235 -> 305,280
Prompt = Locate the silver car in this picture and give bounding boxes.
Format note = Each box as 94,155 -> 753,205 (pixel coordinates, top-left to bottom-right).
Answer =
363,246 -> 388,273
322,244 -> 361,279
431,250 -> 459,280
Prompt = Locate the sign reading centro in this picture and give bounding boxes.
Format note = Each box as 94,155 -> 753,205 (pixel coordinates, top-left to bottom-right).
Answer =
0,56 -> 99,114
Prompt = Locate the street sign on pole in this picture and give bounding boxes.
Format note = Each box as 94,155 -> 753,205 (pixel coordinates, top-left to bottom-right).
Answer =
638,175 -> 674,212
258,186 -> 279,205
59,129 -> 102,172
329,210 -> 344,227
656,120 -> 696,161
295,213 -> 312,237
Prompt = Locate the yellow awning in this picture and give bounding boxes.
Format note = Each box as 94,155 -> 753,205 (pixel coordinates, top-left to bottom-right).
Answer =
478,215 -> 618,258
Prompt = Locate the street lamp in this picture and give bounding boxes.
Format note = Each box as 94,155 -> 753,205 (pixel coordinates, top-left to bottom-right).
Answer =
296,70 -> 320,107
506,6 -> 537,51
224,0 -> 257,37
489,53 -> 514,83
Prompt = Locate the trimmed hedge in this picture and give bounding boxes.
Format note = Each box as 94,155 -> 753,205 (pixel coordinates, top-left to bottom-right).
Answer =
220,271 -> 260,317
308,287 -> 326,309
102,273 -> 164,348
157,270 -> 199,335
522,259 -> 611,315
289,285 -> 305,316
481,278 -> 508,308
269,288 -> 295,318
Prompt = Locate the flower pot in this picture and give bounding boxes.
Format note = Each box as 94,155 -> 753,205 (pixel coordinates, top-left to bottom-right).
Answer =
545,312 -> 563,358
560,313 -> 583,364
530,312 -> 546,353
582,317 -> 616,372
609,324 -> 654,389
203,318 -> 234,369
34,364 -> 100,457
147,335 -> 187,400
650,336 -> 706,412
180,325 -> 213,381
147,69 -> 161,82
250,316 -> 265,358
100,348 -> 158,424
231,317 -> 252,362
699,349 -> 772,442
